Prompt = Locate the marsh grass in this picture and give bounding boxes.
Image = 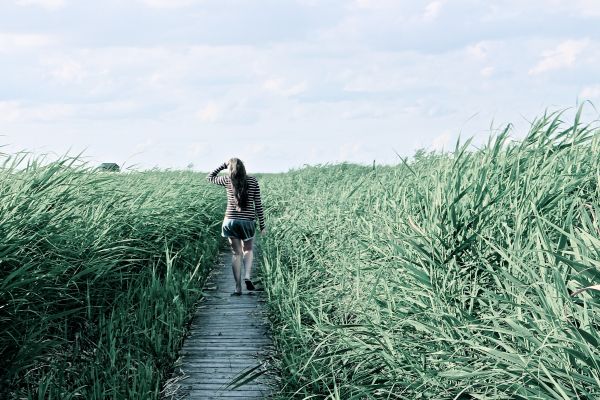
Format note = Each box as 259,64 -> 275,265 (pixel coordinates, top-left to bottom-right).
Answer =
0,155 -> 224,399
259,108 -> 600,399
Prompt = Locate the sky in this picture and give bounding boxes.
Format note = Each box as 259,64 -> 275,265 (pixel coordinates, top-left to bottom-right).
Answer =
1,0 -> 599,172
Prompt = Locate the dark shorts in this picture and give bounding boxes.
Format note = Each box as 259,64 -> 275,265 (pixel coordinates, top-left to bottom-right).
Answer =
221,218 -> 256,241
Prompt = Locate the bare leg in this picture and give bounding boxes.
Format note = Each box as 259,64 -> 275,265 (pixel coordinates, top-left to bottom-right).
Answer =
242,238 -> 254,280
228,238 -> 243,293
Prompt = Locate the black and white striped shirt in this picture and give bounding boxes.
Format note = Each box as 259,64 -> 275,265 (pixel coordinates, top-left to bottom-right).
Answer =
207,163 -> 265,231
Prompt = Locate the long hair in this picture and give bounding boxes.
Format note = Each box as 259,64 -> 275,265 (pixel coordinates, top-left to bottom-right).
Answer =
228,158 -> 249,211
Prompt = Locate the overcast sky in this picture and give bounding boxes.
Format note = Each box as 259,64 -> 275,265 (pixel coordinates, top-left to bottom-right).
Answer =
1,0 -> 599,172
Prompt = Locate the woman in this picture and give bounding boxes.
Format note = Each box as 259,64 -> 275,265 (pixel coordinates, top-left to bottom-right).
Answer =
207,158 -> 266,295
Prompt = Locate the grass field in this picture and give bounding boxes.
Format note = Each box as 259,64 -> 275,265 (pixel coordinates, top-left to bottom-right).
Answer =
2,108 -> 599,399
258,109 -> 600,399
0,155 -> 225,399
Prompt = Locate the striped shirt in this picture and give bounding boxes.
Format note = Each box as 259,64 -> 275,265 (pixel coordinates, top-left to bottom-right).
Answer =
207,163 -> 265,231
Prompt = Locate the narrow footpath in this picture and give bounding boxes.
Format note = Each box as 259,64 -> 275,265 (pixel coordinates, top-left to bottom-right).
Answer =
168,251 -> 275,399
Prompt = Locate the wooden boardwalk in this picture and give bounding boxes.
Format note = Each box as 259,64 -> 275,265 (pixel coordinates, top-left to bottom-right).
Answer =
166,252 -> 275,399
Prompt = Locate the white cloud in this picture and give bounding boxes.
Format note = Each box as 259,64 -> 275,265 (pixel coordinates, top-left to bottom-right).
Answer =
352,0 -> 398,9
15,0 -> 66,9
194,98 -> 257,124
196,102 -> 221,123
296,0 -> 320,6
137,0 -> 200,8
188,142 -> 210,157
30,103 -> 74,120
480,66 -> 494,77
0,33 -> 55,52
339,141 -> 365,161
580,85 -> 600,99
0,101 -> 21,122
2,0 -> 598,172
341,63 -> 420,93
263,78 -> 307,97
341,103 -> 388,119
134,138 -> 156,154
546,0 -> 600,17
0,101 -> 74,122
397,99 -> 454,119
575,0 -> 600,16
466,42 -> 491,60
529,39 -> 590,75
81,100 -> 140,117
423,0 -> 446,22
43,57 -> 86,83
249,143 -> 267,155
0,100 -> 145,123
431,130 -> 452,151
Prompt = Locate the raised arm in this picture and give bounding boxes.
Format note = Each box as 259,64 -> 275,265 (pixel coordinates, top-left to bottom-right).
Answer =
253,178 -> 266,231
206,162 -> 228,186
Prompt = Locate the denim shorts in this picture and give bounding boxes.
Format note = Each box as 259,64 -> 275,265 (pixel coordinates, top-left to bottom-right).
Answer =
221,218 -> 256,241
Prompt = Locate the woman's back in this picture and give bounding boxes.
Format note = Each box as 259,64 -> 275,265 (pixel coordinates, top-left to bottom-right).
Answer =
207,162 -> 265,231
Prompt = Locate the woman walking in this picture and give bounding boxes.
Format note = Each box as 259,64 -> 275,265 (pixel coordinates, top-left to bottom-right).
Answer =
207,158 -> 266,295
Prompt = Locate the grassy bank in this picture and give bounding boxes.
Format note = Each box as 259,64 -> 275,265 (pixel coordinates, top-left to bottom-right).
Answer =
259,110 -> 600,399
0,155 -> 224,399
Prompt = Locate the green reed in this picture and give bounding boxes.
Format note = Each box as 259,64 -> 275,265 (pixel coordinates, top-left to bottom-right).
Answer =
0,155 -> 224,399
259,108 -> 600,399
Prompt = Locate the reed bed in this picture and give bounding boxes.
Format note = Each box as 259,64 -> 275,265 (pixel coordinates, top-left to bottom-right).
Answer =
259,109 -> 600,399
0,155 -> 224,399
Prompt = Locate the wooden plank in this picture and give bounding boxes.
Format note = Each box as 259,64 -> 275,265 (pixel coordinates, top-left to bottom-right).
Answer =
186,393 -> 267,399
179,369 -> 263,376
180,351 -> 264,357
181,342 -> 270,347
165,250 -> 275,399
183,340 -> 271,345
182,345 -> 271,350
180,381 -> 268,388
179,358 -> 260,363
185,386 -> 270,392
179,363 -> 259,367
181,371 -> 272,379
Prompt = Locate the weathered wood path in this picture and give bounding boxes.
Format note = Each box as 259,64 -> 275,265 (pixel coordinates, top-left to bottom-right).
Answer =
167,252 -> 274,399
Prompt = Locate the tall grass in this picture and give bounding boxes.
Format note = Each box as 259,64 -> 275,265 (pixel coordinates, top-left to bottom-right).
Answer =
0,154 -> 224,399
259,109 -> 600,399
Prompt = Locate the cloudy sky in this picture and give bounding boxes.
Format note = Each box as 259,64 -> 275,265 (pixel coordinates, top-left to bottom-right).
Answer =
1,0 -> 599,172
